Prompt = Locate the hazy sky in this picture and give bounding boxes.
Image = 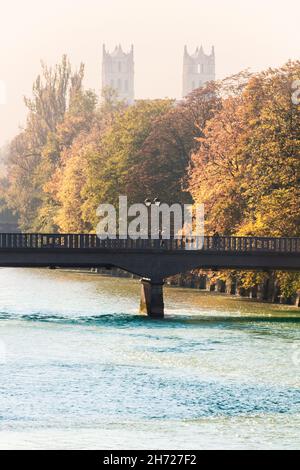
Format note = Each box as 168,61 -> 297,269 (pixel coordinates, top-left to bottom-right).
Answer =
0,0 -> 299,146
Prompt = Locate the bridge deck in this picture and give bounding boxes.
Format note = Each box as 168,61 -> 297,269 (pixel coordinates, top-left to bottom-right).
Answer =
0,234 -> 299,318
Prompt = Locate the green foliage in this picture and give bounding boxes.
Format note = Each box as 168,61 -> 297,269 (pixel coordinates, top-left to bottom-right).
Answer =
80,99 -> 173,226
276,272 -> 300,299
2,57 -> 300,299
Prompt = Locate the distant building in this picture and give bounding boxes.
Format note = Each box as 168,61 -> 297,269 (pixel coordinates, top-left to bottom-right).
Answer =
101,44 -> 216,102
102,44 -> 135,104
182,45 -> 215,97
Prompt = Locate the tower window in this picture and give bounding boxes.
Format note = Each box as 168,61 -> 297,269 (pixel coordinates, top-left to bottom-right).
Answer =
118,62 -> 122,72
110,79 -> 114,88
125,80 -> 128,91
117,78 -> 121,90
197,63 -> 204,74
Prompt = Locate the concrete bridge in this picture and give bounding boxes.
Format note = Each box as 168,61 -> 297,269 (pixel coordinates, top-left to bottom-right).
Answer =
0,233 -> 299,318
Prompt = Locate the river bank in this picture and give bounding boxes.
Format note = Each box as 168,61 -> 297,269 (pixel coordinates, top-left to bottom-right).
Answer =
63,267 -> 300,309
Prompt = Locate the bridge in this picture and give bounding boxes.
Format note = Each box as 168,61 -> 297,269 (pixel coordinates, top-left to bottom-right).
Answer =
0,233 -> 299,318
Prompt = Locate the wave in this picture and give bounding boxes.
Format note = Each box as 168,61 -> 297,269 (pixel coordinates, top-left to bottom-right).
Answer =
0,310 -> 299,329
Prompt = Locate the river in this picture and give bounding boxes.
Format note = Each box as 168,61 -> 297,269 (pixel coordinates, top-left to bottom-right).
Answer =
0,268 -> 299,449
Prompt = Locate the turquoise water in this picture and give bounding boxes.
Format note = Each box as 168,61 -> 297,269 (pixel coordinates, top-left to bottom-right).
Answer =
0,268 -> 299,449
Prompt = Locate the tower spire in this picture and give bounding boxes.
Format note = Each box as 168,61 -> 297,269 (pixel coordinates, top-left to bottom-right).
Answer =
182,43 -> 216,97
101,44 -> 135,104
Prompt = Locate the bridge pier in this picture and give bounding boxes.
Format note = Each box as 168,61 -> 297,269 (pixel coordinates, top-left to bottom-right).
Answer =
140,279 -> 164,319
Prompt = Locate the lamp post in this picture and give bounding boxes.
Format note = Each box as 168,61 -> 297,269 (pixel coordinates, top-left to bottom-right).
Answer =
144,198 -> 161,240
144,198 -> 161,208
144,198 -> 152,208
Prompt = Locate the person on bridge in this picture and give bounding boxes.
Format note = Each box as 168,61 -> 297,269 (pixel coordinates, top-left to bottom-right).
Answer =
212,230 -> 221,249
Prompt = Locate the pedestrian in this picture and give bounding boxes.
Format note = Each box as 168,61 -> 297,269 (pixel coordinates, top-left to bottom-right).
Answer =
212,230 -> 220,249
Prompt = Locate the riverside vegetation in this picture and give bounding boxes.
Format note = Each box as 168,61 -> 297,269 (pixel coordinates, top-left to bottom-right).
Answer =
0,56 -> 299,305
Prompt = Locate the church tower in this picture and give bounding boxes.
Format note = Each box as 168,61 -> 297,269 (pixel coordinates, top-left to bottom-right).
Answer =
182,45 -> 215,97
102,44 -> 134,104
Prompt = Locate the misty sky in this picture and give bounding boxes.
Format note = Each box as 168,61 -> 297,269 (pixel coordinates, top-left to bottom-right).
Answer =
0,0 -> 299,146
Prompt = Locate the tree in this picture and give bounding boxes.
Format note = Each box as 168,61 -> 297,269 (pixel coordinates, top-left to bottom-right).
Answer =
5,56 -> 89,230
189,64 -> 300,236
80,99 -> 172,228
188,62 -> 300,297
132,83 -> 221,204
46,89 -> 126,232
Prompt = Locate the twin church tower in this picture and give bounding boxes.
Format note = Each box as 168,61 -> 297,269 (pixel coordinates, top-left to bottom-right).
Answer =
102,44 -> 215,104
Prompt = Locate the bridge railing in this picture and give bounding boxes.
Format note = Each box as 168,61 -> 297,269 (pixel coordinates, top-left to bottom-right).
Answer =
0,233 -> 299,253
202,236 -> 300,253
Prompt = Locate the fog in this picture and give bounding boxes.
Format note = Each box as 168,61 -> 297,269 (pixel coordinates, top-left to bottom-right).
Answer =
0,0 -> 299,146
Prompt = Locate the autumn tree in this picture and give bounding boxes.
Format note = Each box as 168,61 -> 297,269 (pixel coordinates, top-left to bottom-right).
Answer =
46,88 -> 127,232
80,99 -> 172,228
189,64 -> 300,236
5,56 -> 88,230
189,62 -> 300,297
131,83 -> 221,204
